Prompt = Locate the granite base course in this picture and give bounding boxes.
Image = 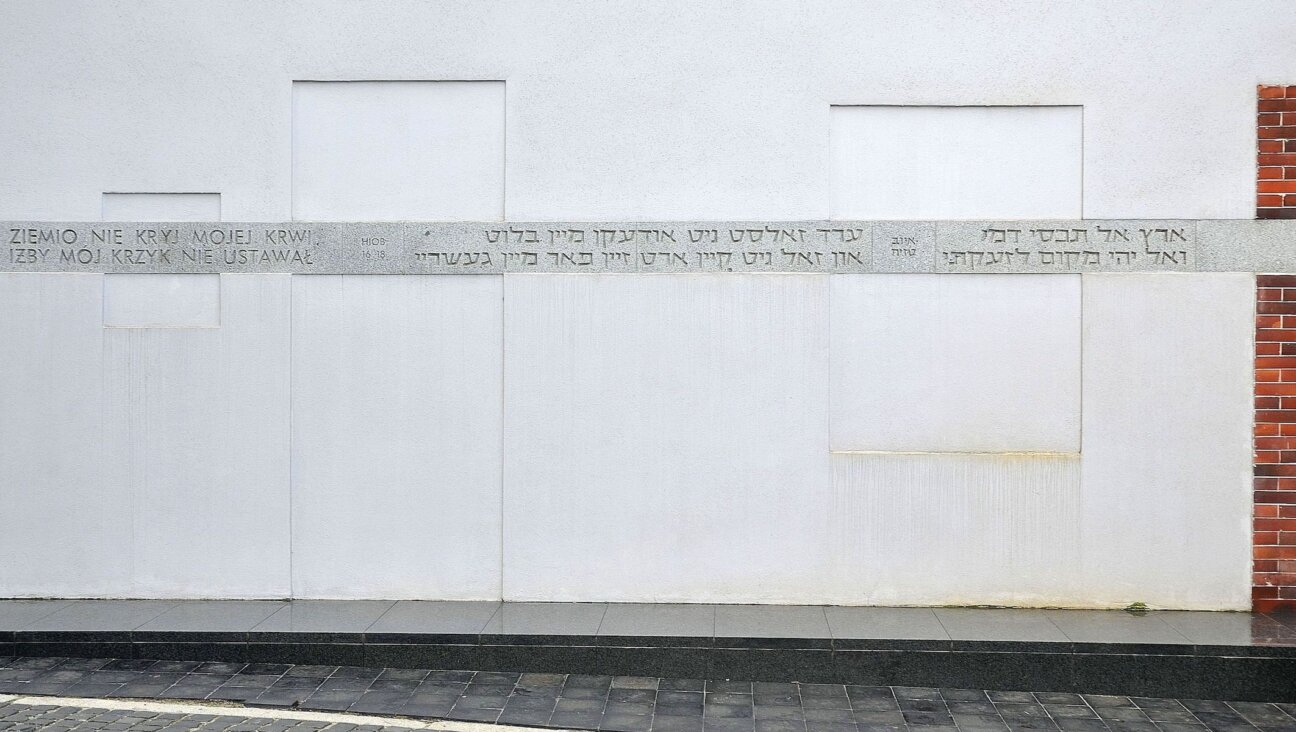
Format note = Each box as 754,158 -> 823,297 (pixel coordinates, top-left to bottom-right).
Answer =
3,634 -> 1294,702
3,602 -> 1296,701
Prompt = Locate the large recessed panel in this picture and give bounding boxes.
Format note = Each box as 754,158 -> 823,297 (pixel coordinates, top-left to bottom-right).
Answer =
830,106 -> 1082,219
292,81 -> 505,221
830,274 -> 1081,453
101,274 -> 292,597
830,452 -> 1080,606
291,275 -> 503,599
502,274 -> 832,603
1080,273 -> 1252,609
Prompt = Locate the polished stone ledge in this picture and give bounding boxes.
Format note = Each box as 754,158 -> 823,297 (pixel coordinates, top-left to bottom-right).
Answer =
3,220 -> 1294,275
2,600 -> 1294,651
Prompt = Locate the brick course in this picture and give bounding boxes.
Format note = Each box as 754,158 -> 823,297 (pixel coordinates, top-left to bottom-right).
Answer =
1259,86 -> 1296,219
1254,274 -> 1296,610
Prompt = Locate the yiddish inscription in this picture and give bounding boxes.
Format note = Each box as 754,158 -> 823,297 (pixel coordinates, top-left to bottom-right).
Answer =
2,219 -> 1285,274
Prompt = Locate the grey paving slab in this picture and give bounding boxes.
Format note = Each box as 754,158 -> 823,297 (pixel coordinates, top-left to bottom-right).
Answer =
251,601 -> 397,634
23,601 -> 180,631
363,601 -> 500,635
714,605 -> 831,638
137,601 -> 288,633
598,604 -> 718,637
1157,611 -> 1296,646
931,609 -> 1069,643
479,602 -> 607,636
0,600 -> 77,630
1042,610 -> 1192,645
823,607 -> 949,641
1266,611 -> 1296,632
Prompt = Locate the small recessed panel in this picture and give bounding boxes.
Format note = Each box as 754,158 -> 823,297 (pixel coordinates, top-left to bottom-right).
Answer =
102,193 -> 220,221
830,105 -> 1082,219
292,81 -> 505,221
103,274 -> 221,328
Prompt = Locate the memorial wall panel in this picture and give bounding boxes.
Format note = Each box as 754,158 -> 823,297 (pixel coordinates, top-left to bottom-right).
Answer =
0,274 -> 126,596
1079,273 -> 1253,610
290,275 -> 503,599
102,274 -> 292,597
501,274 -> 833,603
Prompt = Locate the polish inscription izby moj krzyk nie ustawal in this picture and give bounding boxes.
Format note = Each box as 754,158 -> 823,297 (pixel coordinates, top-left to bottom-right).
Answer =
3,219 -> 1290,274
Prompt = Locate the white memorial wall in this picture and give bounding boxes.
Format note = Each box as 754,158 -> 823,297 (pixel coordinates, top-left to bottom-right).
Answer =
1,0 -> 1279,608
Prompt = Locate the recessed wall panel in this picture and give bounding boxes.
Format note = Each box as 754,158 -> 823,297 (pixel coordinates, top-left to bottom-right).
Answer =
1080,273 -> 1252,609
830,274 -> 1081,453
290,275 -> 503,599
292,81 -> 505,221
502,274 -> 832,603
830,106 -> 1082,219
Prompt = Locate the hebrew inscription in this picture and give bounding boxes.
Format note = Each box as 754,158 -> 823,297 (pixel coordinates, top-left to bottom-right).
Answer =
935,221 -> 1198,273
1,220 -> 1286,274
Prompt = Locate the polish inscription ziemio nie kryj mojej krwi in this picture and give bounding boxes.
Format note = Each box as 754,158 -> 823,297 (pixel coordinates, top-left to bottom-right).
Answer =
3,220 -> 1295,274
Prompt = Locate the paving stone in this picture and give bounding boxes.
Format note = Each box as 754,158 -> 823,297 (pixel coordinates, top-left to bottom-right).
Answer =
701,721 -> 754,732
660,680 -> 706,693
0,656 -> 1286,732
611,688 -> 657,704
653,716 -> 704,732
803,709 -> 853,723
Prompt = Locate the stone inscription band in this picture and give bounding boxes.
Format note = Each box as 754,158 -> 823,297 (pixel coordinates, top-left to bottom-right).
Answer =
4,220 -> 1295,275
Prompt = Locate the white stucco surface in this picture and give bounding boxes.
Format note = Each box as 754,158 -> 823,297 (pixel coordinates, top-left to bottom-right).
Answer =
1079,273 -> 1253,610
103,274 -> 221,328
0,270 -> 1259,606
830,452 -> 1081,606
830,274 -> 1081,453
2,2 -> 1292,220
829,106 -> 1083,219
0,0 -> 1274,607
0,273 -> 292,598
100,193 -> 221,222
0,274 -> 123,596
502,274 -> 833,603
290,275 -> 503,599
102,274 -> 293,597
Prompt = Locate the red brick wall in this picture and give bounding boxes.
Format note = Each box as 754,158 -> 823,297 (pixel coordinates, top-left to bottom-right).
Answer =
1259,85 -> 1296,220
1255,275 -> 1296,611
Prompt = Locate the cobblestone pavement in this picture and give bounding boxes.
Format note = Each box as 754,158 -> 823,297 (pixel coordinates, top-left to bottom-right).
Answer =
1,657 -> 1295,732
0,698 -> 423,732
